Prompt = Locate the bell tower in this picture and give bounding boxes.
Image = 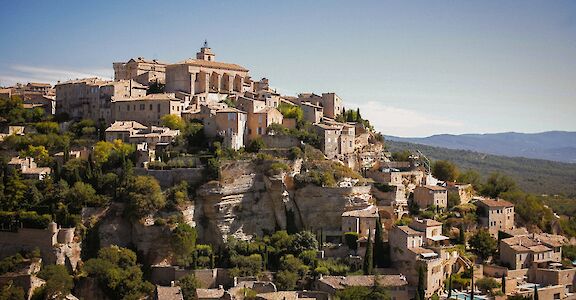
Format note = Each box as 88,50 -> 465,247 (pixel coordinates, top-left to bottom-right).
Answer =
196,39 -> 215,61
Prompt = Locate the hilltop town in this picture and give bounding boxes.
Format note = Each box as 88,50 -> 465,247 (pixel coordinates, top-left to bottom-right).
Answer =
1,42 -> 576,300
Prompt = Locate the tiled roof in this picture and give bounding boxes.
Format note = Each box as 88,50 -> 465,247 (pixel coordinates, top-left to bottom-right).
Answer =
155,286 -> 184,300
177,59 -> 248,72
342,205 -> 378,218
319,275 -> 408,289
477,198 -> 514,208
105,121 -> 147,132
113,93 -> 178,102
419,185 -> 446,191
396,225 -> 422,236
256,291 -> 299,300
196,288 -> 225,299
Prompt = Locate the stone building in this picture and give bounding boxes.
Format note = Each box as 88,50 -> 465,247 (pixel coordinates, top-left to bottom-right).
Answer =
313,121 -> 355,159
165,42 -> 251,101
316,275 -> 410,300
215,107 -> 247,150
55,78 -> 147,123
235,97 -> 282,141
105,121 -> 179,146
296,92 -> 343,119
500,233 -> 566,270
413,185 -> 448,209
341,205 -> 378,238
300,101 -> 323,124
113,57 -> 167,85
389,218 -> 460,298
111,93 -> 183,126
475,197 -> 515,237
446,182 -> 474,204
8,157 -> 51,180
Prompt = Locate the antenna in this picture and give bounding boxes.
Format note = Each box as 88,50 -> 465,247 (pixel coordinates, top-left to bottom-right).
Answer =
204,39 -> 208,48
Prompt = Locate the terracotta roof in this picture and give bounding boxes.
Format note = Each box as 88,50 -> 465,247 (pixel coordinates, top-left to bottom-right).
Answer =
419,185 -> 447,191
106,121 -> 147,132
477,198 -> 514,208
27,82 -> 51,87
342,205 -> 378,218
319,275 -> 408,290
155,286 -> 184,300
216,107 -> 246,114
196,288 -> 225,299
396,225 -> 422,236
256,291 -> 299,300
178,59 -> 248,72
417,219 -> 442,227
22,167 -> 51,175
113,93 -> 178,102
408,247 -> 436,255
529,245 -> 552,253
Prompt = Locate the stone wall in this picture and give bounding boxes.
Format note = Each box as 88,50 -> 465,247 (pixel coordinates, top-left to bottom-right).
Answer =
135,167 -> 204,188
262,135 -> 300,149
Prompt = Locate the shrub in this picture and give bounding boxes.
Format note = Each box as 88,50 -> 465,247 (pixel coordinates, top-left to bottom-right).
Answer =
344,232 -> 359,251
247,138 -> 265,153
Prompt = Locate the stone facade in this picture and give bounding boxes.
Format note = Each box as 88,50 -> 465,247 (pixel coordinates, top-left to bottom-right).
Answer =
111,93 -> 183,126
475,197 -> 515,237
413,185 -> 448,209
113,57 -> 167,85
55,78 -> 147,123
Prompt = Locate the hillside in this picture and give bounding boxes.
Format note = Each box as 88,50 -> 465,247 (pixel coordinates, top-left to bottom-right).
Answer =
385,131 -> 576,163
385,140 -> 576,197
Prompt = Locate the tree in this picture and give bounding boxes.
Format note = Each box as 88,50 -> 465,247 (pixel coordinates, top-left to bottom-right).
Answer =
247,138 -> 265,153
533,285 -> 539,300
481,172 -> 516,198
289,231 -> 319,253
126,176 -> 165,218
37,264 -> 73,299
470,265 -> 475,300
457,169 -> 481,189
501,274 -> 506,294
0,282 -> 25,300
178,274 -> 199,300
344,232 -> 359,252
447,274 -> 453,299
417,265 -> 425,300
147,82 -> 165,94
172,223 -> 197,266
66,181 -> 108,211
469,229 -> 497,260
476,277 -> 501,294
459,224 -> 466,245
363,230 -> 373,275
432,160 -> 459,182
335,285 -> 390,300
374,218 -> 388,267
161,114 -> 185,130
447,192 -> 461,209
19,145 -> 50,166
275,270 -> 299,291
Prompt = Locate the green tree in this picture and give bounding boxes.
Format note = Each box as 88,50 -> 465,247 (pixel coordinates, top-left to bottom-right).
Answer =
66,181 -> 108,210
344,232 -> 359,251
363,230 -> 373,275
275,270 -> 299,291
19,145 -> 51,166
147,82 -> 165,94
0,281 -> 25,300
457,169 -> 482,189
172,224 -> 197,266
126,176 -> 165,218
476,277 -> 501,294
432,160 -> 459,182
481,172 -> 517,198
501,274 -> 506,294
533,285 -> 539,300
37,264 -> 73,299
161,114 -> 185,130
246,138 -> 265,153
34,121 -> 59,134
416,265 -> 425,300
373,218 -> 389,267
469,229 -> 497,260
177,274 -> 199,300
289,231 -> 318,253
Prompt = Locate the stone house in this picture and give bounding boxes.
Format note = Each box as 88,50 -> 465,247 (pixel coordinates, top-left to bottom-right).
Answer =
154,286 -> 184,300
475,197 -> 515,237
446,182 -> 474,204
215,107 -> 247,150
313,121 -> 355,159
315,275 -> 410,300
389,219 -> 459,298
113,57 -> 167,85
8,157 -> 51,180
111,93 -> 183,126
413,185 -> 448,209
500,233 -> 566,270
296,92 -> 343,119
300,101 -> 323,124
55,78 -> 147,123
165,43 -> 251,100
236,96 -> 283,141
341,205 -> 378,238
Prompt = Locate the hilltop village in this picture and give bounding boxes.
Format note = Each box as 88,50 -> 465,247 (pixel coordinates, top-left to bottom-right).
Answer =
1,43 -> 575,300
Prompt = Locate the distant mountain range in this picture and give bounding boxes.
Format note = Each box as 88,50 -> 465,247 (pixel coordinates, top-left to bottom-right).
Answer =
385,131 -> 576,163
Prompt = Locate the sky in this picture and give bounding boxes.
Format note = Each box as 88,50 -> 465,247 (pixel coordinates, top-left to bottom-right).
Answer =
1,1 -> 575,137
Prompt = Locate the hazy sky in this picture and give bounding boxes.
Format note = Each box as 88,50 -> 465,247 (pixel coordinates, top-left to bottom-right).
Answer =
1,0 -> 575,137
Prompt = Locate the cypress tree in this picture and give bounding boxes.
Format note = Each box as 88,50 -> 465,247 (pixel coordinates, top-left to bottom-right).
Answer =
447,274 -> 453,299
470,265 -> 474,299
363,230 -> 373,275
374,217 -> 385,267
459,223 -> 466,245
417,265 -> 425,300
533,285 -> 538,300
501,274 -> 506,294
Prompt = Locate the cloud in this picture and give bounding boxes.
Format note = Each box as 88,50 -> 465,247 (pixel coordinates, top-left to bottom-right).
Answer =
349,101 -> 463,137
0,65 -> 112,86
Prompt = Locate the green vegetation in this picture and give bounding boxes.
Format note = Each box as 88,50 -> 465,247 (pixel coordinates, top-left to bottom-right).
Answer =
432,160 -> 458,182
277,102 -> 303,122
161,114 -> 185,130
36,264 -> 74,299
84,246 -> 154,299
475,277 -> 501,294
295,159 -> 362,188
469,229 -> 497,260
334,285 -> 390,300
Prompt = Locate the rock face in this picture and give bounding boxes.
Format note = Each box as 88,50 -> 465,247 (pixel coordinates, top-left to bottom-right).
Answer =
194,160 -> 373,245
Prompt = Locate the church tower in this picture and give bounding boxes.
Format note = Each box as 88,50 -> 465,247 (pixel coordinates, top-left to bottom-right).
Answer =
196,39 -> 215,61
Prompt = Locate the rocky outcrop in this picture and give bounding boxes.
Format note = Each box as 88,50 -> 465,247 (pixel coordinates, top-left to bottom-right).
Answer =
194,160 -> 373,245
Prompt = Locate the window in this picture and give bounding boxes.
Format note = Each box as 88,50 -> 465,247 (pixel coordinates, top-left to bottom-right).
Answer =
157,104 -> 161,112
127,105 -> 130,111
150,104 -> 153,110
140,104 -> 145,110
